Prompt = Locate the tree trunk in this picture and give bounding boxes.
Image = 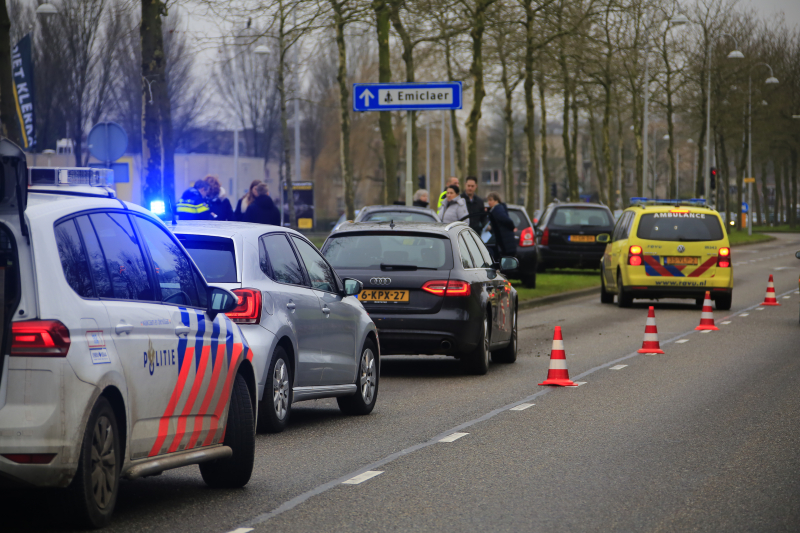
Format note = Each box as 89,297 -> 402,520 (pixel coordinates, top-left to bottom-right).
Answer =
141,0 -> 168,209
601,83 -> 614,207
753,158 -> 763,225
631,92 -> 643,197
736,128 -> 747,231
665,71 -> 676,200
537,73 -> 551,204
774,157 -> 782,224
616,96 -> 627,209
389,3 -> 417,193
570,95 -> 579,201
465,0 -> 491,178
791,148 -> 798,229
332,1 -> 354,219
0,1 -> 20,146
587,105 -> 607,205
559,47 -> 573,201
277,9 -> 296,228
444,38 -> 463,178
783,156 -> 791,225
499,45 -> 515,204
719,133 -> 732,227
696,68 -> 707,197
523,0 -> 536,218
373,0 -> 398,204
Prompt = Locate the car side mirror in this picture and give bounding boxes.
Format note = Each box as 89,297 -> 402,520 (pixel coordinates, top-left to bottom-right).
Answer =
596,233 -> 611,244
343,278 -> 363,297
499,256 -> 519,272
208,287 -> 239,316
795,251 -> 800,259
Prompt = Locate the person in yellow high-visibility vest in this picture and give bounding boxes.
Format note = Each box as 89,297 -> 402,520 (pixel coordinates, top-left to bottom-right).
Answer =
437,176 -> 460,209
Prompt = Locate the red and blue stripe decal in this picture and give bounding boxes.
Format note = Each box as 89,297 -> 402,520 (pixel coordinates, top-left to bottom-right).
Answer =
643,255 -> 717,278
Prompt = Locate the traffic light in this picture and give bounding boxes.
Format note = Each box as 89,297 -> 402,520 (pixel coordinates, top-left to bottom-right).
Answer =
710,167 -> 717,190
550,182 -> 557,198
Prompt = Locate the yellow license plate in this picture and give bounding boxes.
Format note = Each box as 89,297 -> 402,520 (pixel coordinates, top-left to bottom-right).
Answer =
358,289 -> 409,302
664,256 -> 699,265
569,235 -> 595,243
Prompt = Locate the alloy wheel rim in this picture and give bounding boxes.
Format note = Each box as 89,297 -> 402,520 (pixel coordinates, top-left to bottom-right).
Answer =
91,415 -> 116,510
273,359 -> 290,420
360,348 -> 376,404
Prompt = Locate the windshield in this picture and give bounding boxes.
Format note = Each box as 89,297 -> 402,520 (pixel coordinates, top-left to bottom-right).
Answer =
176,235 -> 238,283
323,233 -> 452,270
549,207 -> 614,227
636,213 -> 724,242
362,210 -> 437,223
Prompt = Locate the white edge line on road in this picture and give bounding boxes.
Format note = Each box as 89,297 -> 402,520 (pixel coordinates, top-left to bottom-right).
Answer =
234,287 -> 797,531
342,471 -> 384,485
439,432 -> 468,443
510,403 -> 534,411
676,339 -> 689,343
610,364 -> 628,370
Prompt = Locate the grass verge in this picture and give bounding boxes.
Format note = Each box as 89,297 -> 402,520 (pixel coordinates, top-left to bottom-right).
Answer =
726,230 -> 775,246
510,269 -> 601,302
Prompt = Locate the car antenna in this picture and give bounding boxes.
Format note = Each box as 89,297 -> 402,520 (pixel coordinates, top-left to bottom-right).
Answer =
390,219 -> 395,230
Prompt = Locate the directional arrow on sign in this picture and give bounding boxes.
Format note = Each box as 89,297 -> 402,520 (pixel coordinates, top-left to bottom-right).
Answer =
360,89 -> 374,107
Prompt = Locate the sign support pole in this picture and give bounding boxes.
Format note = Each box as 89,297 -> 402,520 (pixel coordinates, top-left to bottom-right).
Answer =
406,111 -> 413,206
440,111 -> 445,197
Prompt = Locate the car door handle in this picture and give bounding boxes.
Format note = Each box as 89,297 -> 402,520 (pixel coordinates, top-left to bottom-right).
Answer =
115,323 -> 133,335
286,302 -> 296,310
322,306 -> 331,315
174,325 -> 190,337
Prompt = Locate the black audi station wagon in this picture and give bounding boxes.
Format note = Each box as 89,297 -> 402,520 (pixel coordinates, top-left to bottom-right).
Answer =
321,221 -> 519,375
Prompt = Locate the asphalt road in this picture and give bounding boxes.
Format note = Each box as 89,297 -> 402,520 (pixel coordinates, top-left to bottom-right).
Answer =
4,233 -> 800,532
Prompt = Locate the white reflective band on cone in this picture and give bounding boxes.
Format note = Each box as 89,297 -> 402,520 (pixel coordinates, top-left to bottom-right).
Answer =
548,359 -> 568,370
552,340 -> 565,350
644,333 -> 659,341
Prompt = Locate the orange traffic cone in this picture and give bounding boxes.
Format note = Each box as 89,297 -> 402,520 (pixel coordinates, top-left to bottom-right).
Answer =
695,291 -> 719,331
638,306 -> 665,354
761,275 -> 781,306
539,326 -> 576,387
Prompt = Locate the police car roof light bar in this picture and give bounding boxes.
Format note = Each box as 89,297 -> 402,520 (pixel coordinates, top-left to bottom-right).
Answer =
29,167 -> 114,187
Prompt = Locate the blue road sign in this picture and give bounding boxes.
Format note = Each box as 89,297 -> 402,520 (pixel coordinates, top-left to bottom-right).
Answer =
742,202 -> 749,214
88,122 -> 127,163
353,82 -> 463,112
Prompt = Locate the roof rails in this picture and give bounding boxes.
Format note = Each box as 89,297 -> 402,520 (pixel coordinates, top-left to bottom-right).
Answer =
629,197 -> 707,208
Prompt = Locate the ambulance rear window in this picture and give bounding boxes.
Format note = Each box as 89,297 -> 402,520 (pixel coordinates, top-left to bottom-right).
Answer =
636,213 -> 723,242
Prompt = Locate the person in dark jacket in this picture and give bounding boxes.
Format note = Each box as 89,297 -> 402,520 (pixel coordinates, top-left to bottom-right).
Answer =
461,176 -> 486,233
204,175 -> 233,221
486,192 -> 516,260
412,189 -> 429,208
177,180 -> 212,220
244,183 -> 281,225
234,180 -> 262,221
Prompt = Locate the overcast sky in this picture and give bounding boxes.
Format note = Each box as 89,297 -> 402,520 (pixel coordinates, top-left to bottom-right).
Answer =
741,0 -> 800,24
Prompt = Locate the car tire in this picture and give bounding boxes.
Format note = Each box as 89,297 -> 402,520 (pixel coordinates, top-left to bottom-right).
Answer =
68,396 -> 121,529
521,274 -> 537,289
463,313 -> 491,375
600,270 -> 614,304
695,296 -> 704,309
616,272 -> 632,308
715,292 -> 732,311
337,338 -> 379,416
492,307 -> 517,364
257,346 -> 292,434
200,373 -> 255,488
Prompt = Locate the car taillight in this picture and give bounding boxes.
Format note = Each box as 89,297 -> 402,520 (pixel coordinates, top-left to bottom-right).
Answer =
717,247 -> 731,268
422,280 -> 471,297
540,227 -> 549,246
628,245 -> 643,266
11,320 -> 71,357
520,227 -> 535,247
227,288 -> 262,324
2,454 -> 56,464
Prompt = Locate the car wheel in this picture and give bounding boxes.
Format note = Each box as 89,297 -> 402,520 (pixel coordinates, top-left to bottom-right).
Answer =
463,313 -> 490,375
492,306 -> 517,364
617,272 -> 632,308
695,296 -> 704,309
715,292 -> 732,311
200,373 -> 255,488
68,396 -> 120,529
600,270 -> 614,304
338,338 -> 379,415
521,274 -> 536,289
257,346 -> 292,433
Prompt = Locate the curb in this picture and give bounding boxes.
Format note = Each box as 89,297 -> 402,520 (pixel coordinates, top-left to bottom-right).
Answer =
518,285 -> 601,311
730,235 -> 777,247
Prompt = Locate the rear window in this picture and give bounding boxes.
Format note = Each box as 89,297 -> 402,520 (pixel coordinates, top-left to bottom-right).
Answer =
636,213 -> 724,242
361,210 -> 437,223
549,207 -> 614,227
323,233 -> 452,270
176,235 -> 238,283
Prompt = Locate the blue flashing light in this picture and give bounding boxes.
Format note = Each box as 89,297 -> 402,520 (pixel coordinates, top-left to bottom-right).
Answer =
629,197 -> 706,207
150,200 -> 166,216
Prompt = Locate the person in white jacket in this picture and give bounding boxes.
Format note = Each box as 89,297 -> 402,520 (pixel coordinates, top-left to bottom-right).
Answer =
438,184 -> 469,223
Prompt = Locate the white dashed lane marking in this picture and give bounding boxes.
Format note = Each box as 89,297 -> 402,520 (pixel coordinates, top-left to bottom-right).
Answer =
676,339 -> 690,343
610,364 -> 628,370
510,403 -> 534,411
757,307 -> 765,311
439,432 -> 469,443
740,313 -> 750,317
572,382 -> 587,387
227,529 -> 254,533
721,321 -> 732,324
783,296 -> 791,299
342,471 -> 384,485
774,267 -> 791,270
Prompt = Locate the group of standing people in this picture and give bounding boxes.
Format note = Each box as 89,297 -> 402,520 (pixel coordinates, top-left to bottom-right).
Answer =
413,176 -> 517,260
177,176 -> 281,226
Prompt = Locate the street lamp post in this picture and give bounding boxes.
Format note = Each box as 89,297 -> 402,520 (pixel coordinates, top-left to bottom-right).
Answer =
747,63 -> 778,235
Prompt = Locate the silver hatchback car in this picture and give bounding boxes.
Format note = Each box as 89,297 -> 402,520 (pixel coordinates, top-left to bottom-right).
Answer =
170,222 -> 379,433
